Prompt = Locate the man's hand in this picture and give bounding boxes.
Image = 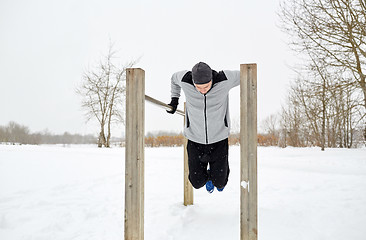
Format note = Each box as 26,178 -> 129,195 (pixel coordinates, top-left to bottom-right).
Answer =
166,97 -> 179,114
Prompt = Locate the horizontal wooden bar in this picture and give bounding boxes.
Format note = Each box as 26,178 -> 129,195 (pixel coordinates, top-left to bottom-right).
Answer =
145,95 -> 185,116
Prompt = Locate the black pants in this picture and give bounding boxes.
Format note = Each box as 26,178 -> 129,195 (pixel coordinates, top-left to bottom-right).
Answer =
187,138 -> 230,189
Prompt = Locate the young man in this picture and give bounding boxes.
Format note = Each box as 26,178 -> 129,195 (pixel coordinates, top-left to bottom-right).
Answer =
167,62 -> 240,193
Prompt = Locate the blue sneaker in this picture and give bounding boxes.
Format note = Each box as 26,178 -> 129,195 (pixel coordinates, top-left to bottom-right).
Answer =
205,180 -> 214,193
217,186 -> 225,192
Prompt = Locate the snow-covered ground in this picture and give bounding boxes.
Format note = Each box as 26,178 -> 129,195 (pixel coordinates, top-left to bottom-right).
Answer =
0,144 -> 365,240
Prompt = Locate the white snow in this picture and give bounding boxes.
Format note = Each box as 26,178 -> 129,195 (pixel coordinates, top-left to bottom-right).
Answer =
241,181 -> 248,191
0,144 -> 365,240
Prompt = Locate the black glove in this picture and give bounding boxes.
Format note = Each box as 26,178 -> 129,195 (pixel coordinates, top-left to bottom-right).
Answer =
166,97 -> 179,114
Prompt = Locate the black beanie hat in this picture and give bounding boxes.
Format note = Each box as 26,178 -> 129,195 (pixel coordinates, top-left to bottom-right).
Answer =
192,62 -> 212,84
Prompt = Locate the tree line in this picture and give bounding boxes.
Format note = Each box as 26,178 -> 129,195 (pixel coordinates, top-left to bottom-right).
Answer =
143,132 -> 278,148
0,121 -> 97,145
272,0 -> 366,149
0,122 -> 275,147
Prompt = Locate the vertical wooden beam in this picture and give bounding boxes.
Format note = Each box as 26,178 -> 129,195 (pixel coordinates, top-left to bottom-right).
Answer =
125,68 -> 145,240
240,64 -> 258,240
183,102 -> 194,206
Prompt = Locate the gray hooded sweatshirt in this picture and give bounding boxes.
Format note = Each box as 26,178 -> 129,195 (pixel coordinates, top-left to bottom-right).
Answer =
170,69 -> 240,144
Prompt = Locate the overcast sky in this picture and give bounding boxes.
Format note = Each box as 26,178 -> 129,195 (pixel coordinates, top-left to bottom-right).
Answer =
0,0 -> 297,137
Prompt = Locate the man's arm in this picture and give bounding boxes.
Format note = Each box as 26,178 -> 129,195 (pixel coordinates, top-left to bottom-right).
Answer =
167,71 -> 185,114
170,71 -> 182,99
223,70 -> 240,89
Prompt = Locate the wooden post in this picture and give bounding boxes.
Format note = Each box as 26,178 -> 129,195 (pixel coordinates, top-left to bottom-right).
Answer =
240,64 -> 258,240
125,68 -> 145,240
183,102 -> 194,206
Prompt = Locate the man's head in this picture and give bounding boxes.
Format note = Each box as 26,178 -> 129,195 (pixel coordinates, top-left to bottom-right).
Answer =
192,62 -> 212,94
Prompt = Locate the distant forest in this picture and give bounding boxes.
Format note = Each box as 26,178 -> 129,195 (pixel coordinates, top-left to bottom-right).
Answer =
0,121 -> 97,145
0,122 -> 238,147
1,121 -> 364,148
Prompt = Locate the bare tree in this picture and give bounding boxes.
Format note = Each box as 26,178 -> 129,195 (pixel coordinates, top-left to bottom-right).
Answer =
279,0 -> 366,110
260,114 -> 280,146
0,126 -> 5,142
76,44 -> 137,147
279,91 -> 306,147
280,61 -> 365,148
293,56 -> 335,150
279,105 -> 290,148
7,121 -> 30,144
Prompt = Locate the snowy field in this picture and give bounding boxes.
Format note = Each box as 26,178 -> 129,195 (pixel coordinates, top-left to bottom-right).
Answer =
0,144 -> 365,240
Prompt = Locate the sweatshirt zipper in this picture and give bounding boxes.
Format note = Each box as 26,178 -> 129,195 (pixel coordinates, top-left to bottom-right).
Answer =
204,94 -> 208,144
